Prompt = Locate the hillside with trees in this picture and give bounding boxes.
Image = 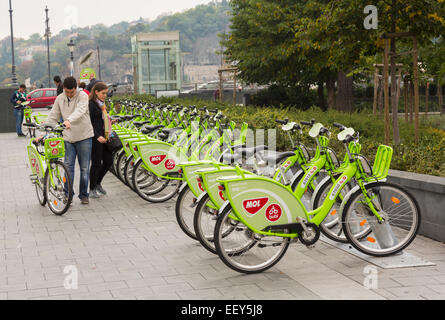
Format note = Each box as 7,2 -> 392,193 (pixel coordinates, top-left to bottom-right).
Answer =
0,0 -> 230,86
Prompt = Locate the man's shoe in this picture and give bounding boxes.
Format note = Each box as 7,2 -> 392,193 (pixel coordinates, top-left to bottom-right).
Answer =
80,197 -> 89,205
18,134 -> 25,137
96,185 -> 107,195
89,189 -> 100,199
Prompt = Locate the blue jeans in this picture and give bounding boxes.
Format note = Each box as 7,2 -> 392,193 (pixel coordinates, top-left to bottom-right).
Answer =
64,138 -> 93,199
13,108 -> 24,135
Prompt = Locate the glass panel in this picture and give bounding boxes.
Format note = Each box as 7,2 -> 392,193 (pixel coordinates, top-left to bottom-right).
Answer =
150,84 -> 167,95
31,91 -> 44,98
141,49 -> 149,82
149,49 -> 166,81
168,49 -> 177,81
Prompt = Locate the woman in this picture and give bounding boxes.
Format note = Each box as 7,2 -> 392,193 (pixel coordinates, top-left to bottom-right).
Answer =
88,82 -> 114,198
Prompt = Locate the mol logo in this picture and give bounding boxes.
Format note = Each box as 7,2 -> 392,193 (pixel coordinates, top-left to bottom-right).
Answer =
165,159 -> 176,170
150,155 -> 166,165
242,197 -> 269,215
265,204 -> 282,222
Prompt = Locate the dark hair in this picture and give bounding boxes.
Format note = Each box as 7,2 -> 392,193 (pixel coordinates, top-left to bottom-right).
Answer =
89,82 -> 108,101
79,82 -> 86,89
63,77 -> 77,90
19,84 -> 26,89
53,75 -> 61,83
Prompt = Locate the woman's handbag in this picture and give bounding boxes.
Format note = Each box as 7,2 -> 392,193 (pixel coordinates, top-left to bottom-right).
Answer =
105,131 -> 122,152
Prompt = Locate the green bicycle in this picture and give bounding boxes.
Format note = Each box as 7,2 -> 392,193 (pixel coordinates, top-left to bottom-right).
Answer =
25,123 -> 73,215
212,124 -> 421,273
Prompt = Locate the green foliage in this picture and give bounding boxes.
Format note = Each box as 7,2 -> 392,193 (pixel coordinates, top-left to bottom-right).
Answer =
250,84 -> 318,109
113,94 -> 445,177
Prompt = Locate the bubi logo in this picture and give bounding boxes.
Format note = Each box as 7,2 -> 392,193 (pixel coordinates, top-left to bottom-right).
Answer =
265,204 -> 282,222
165,159 -> 176,170
150,155 -> 166,165
219,191 -> 225,201
197,179 -> 204,192
329,175 -> 348,200
242,197 -> 269,215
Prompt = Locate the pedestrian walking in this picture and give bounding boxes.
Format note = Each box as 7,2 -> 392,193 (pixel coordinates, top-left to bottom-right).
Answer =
54,76 -> 64,96
44,76 -> 94,204
10,84 -> 27,137
88,82 -> 115,198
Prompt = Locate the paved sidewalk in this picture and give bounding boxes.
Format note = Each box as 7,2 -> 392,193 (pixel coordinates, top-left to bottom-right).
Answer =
1,131 -> 445,300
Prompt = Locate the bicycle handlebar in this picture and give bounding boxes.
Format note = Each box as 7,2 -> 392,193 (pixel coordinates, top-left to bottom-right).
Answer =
300,121 -> 312,126
333,122 -> 346,129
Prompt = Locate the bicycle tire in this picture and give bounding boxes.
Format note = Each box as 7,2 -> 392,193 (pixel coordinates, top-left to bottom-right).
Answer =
341,182 -> 421,257
35,176 -> 47,206
175,185 -> 198,240
214,203 -> 291,274
123,155 -> 136,191
44,161 -> 73,216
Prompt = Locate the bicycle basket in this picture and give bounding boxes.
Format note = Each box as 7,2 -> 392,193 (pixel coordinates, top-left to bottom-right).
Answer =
45,138 -> 65,159
369,145 -> 393,181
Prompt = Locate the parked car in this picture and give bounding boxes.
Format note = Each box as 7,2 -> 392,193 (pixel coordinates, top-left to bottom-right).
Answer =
26,88 -> 57,108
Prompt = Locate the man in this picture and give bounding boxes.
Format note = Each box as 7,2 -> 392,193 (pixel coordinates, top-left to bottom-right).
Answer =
86,74 -> 100,92
54,75 -> 64,96
10,84 -> 27,137
45,77 -> 94,204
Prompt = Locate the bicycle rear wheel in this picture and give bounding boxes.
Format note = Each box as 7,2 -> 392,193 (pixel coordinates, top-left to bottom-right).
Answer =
44,161 -> 73,215
214,204 -> 291,274
342,182 -> 420,257
35,177 -> 46,206
175,185 -> 198,240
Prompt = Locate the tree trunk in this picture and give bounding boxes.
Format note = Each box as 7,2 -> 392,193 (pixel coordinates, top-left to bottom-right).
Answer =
410,81 -> 414,123
317,81 -> 326,111
373,68 -> 379,115
438,82 -> 444,115
326,78 -> 336,110
378,76 -> 384,116
390,38 -> 400,145
336,70 -> 353,112
404,77 -> 408,122
425,81 -> 429,117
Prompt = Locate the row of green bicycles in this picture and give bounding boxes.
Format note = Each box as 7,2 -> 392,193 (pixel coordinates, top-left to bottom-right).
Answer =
106,99 -> 421,274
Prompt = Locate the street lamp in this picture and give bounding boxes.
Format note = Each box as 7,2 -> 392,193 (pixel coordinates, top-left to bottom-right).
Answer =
8,0 -> 18,86
44,6 -> 51,87
67,39 -> 75,77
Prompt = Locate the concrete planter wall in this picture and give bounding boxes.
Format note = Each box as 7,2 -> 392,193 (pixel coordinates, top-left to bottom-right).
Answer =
388,169 -> 445,243
0,87 -> 19,133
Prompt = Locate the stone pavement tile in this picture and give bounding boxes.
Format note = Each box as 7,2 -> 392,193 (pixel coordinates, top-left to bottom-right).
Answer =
285,286 -> 320,300
0,283 -> 27,293
391,275 -> 441,286
7,289 -> 48,300
218,284 -> 262,296
177,288 -> 223,300
163,273 -> 206,285
136,293 -> 180,300
70,291 -> 113,300
151,283 -> 194,295
427,284 -> 445,294
385,285 -> 439,299
87,281 -> 128,293
0,293 -> 7,299
125,277 -> 167,288
48,285 -> 89,296
348,274 -> 402,290
110,286 -> 154,299
245,289 -> 296,300
31,294 -> 71,300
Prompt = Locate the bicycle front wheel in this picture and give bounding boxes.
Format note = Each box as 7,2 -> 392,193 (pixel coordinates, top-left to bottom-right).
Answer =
214,204 -> 291,274
342,182 -> 421,257
175,185 -> 198,240
44,161 -> 73,215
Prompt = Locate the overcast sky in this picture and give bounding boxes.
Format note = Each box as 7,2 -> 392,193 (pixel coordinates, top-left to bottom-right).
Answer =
1,0 -> 214,39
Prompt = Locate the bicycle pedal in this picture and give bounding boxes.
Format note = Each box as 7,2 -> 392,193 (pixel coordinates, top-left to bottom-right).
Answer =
29,175 -> 38,184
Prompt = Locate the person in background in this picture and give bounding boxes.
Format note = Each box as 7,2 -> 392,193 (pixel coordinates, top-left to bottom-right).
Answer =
44,76 -> 94,205
86,74 -> 100,92
10,84 -> 27,137
88,82 -> 115,198
54,76 -> 63,96
79,82 -> 90,96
